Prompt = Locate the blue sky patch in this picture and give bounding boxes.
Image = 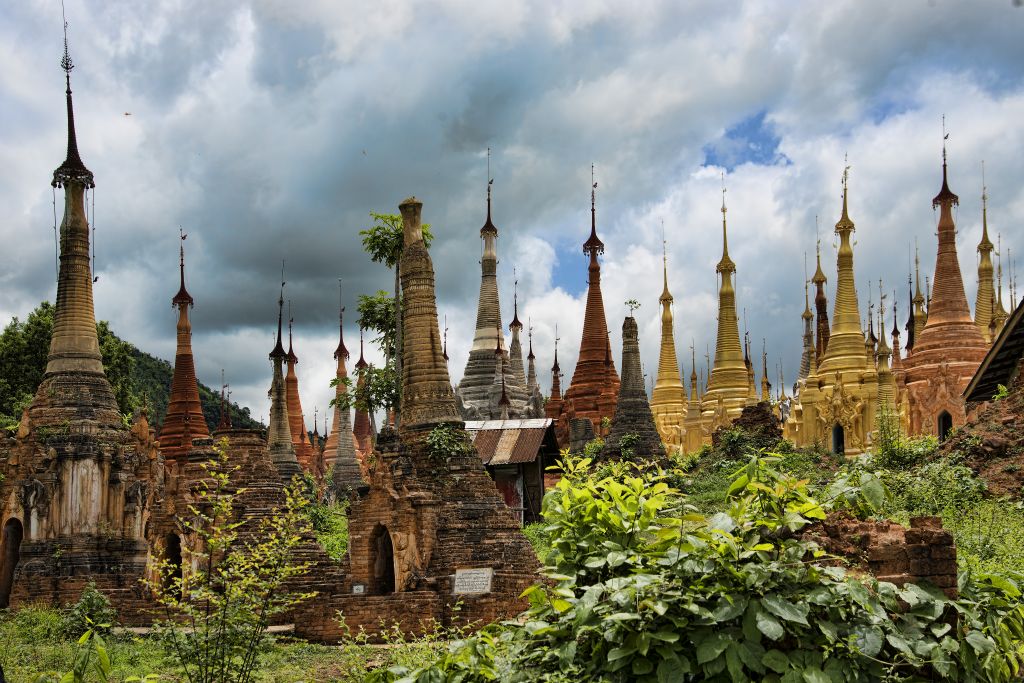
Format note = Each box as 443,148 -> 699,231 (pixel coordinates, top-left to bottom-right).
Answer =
702,110 -> 788,171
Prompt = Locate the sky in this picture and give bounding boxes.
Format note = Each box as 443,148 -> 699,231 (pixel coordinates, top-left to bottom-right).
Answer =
2,0 -> 1023,427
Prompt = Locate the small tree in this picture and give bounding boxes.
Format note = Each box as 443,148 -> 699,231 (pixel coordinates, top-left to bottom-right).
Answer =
624,299 -> 640,315
147,445 -> 316,683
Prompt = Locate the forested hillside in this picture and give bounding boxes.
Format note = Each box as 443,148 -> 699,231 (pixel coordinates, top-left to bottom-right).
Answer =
0,302 -> 259,433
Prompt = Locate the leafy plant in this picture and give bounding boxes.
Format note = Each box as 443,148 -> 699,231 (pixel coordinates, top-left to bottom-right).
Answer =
61,583 -> 117,639
994,384 -> 1010,401
426,422 -> 470,463
35,620 -> 114,683
374,452 -> 1024,682
618,432 -> 642,461
874,407 -> 938,470
146,446 -> 316,683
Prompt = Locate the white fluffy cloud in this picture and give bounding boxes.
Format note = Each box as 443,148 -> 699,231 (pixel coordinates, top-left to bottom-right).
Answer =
1,0 -> 1022,423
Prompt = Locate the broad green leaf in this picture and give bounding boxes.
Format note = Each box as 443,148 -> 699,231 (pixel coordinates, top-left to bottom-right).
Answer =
802,667 -> 830,683
851,626 -> 883,657
756,611 -> 785,641
763,594 -> 809,626
966,631 -> 995,654
859,474 -> 886,510
763,649 -> 789,673
696,633 -> 730,664
657,655 -> 690,682
609,646 -> 637,662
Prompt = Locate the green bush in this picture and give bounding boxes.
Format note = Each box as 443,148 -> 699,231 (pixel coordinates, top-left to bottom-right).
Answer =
945,500 -> 1024,576
882,458 -> 987,515
308,499 -> 349,561
873,407 -> 939,470
61,582 -> 117,638
375,453 -> 1024,681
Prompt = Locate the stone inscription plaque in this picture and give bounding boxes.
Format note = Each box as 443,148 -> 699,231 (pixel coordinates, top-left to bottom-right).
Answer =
453,567 -> 493,594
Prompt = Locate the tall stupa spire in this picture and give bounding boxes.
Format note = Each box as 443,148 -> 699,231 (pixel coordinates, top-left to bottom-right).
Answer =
352,328 -> 373,461
902,131 -> 988,437
456,154 -> 527,418
44,19 -> 105,381
651,232 -> 686,443
52,14 -> 93,191
974,161 -> 996,341
914,135 -> 981,342
398,196 -> 460,430
818,162 -> 868,376
558,166 -> 620,442
704,176 -> 748,419
161,229 -> 210,461
992,237 -> 1009,336
326,282 -> 364,497
507,273 -> 529,395
799,253 -> 815,382
285,303 -> 313,470
267,276 -> 300,480
812,219 -> 831,363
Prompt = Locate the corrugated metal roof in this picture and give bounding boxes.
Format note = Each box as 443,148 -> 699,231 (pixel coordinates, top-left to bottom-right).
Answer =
965,298 -> 1024,403
464,418 -> 553,430
465,419 -> 555,466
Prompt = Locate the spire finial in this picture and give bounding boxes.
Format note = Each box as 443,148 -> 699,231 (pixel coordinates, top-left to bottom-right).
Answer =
838,156 -> 852,225
270,263 -> 287,359
334,278 -> 349,360
527,317 -> 535,360
510,268 -> 523,330
553,323 -> 560,366
61,1 -> 72,80
487,146 -> 493,219
933,117 -> 959,207
716,173 -> 735,275
583,164 -> 604,256
172,228 -> 194,307
52,1 -> 93,189
721,170 -> 727,218
942,114 -> 947,165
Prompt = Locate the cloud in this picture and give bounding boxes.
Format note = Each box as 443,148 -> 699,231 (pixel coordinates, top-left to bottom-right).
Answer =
1,0 -> 1023,423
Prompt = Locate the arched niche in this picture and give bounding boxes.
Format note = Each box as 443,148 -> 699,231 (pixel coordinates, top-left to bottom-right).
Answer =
369,524 -> 396,595
0,518 -> 24,608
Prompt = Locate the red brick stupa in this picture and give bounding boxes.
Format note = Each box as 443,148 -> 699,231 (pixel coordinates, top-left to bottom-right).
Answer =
903,142 -> 988,438
553,170 -> 620,444
284,310 -> 314,471
159,231 -> 209,464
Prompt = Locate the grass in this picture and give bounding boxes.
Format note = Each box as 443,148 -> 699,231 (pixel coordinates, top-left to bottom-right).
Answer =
0,607 -> 453,682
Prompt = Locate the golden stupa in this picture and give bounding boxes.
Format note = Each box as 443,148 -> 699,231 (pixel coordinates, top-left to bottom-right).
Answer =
650,241 -> 687,449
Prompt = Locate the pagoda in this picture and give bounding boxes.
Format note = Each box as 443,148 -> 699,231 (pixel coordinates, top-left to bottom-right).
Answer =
159,232 -> 210,465
323,292 -> 365,499
974,169 -> 996,342
352,331 -> 374,462
267,285 -> 302,480
341,197 -> 538,620
284,312 -> 314,471
650,243 -> 686,449
0,36 -> 161,610
604,315 -> 666,461
554,171 -> 620,444
524,325 -> 545,416
788,166 -> 879,454
700,184 -> 749,427
902,145 -> 987,439
455,175 -> 529,419
812,239 -> 831,363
